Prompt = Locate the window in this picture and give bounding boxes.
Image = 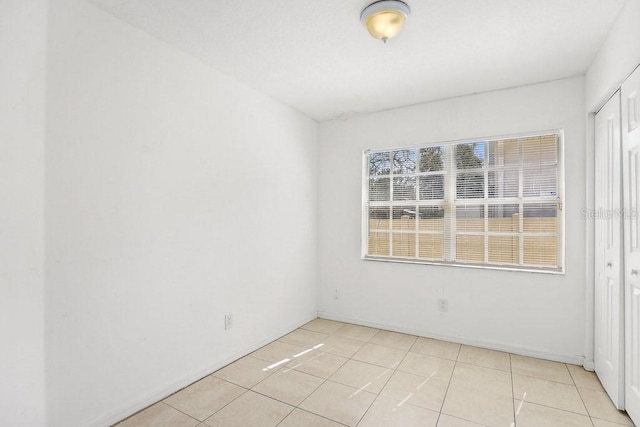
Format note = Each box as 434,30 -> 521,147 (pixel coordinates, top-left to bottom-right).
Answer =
363,131 -> 563,272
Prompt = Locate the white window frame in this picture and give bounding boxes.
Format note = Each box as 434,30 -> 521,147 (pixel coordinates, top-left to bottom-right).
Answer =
361,129 -> 565,274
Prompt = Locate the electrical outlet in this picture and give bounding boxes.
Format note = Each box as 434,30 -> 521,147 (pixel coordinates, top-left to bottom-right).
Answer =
334,289 -> 340,301
225,313 -> 233,330
437,298 -> 448,312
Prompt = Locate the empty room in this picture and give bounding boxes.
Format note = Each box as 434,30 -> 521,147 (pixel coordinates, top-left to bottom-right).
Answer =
3,0 -> 640,426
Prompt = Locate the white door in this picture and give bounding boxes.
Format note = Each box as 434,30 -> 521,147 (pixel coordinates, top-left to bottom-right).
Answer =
595,91 -> 625,409
622,66 -> 640,424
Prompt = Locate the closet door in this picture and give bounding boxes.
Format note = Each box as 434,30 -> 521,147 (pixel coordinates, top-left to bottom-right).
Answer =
595,91 -> 625,409
622,66 -> 640,423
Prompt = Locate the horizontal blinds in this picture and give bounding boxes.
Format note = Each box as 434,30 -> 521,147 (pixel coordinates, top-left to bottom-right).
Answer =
365,133 -> 561,270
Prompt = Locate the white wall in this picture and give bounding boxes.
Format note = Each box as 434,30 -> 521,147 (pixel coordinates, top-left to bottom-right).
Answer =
0,1 -> 47,426
586,0 -> 640,112
318,77 -> 587,362
45,1 -> 318,426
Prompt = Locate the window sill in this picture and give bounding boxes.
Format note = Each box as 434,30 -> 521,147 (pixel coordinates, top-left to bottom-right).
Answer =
362,255 -> 565,275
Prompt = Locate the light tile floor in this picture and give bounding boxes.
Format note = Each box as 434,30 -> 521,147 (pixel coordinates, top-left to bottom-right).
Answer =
116,319 -> 636,427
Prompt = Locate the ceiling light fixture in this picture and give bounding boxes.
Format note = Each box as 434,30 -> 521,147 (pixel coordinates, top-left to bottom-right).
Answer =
360,0 -> 411,43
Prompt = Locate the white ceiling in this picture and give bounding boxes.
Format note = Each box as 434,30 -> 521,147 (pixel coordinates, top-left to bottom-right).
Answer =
87,0 -> 624,121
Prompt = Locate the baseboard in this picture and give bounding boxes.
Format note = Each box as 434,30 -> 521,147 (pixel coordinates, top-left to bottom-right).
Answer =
583,360 -> 595,371
318,311 -> 586,366
87,311 -> 318,427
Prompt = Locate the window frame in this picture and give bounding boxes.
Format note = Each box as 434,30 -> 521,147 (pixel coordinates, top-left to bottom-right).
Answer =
361,129 -> 565,274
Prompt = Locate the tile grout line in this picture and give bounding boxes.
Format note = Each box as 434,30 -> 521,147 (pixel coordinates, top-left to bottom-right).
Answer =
215,324 -> 356,426
314,325 -> 420,425
213,357 -> 283,387
514,398 -> 595,419
172,378 -> 251,425
309,327 -> 381,422
277,324 -> 382,426
117,322 -> 420,425
275,321 -> 352,427
276,407 -> 351,427
158,401 -> 202,426
569,367 -> 598,427
122,319 -> 620,427
114,401 -> 202,426
352,335 -> 416,427
271,332 -> 423,384
258,324 -> 350,426
512,362 -> 631,423
512,370 -> 584,386
248,344 -> 339,421
434,344 -> 461,426
271,327 -> 624,426
139,371 -> 239,423
510,353 -> 517,427
510,360 -> 597,419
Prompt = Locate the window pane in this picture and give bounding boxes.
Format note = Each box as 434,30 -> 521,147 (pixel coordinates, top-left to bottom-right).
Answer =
523,166 -> 557,197
393,149 -> 416,174
369,207 -> 390,230
419,146 -> 444,172
488,169 -> 519,198
393,206 -> 416,230
369,177 -> 390,201
522,135 -> 557,165
524,203 -> 558,233
523,236 -> 557,267
488,139 -> 519,166
419,234 -> 444,260
393,176 -> 416,200
369,152 -> 391,176
457,173 -> 484,199
419,175 -> 444,200
456,235 -> 484,262
368,232 -> 390,256
456,206 -> 485,232
488,236 -> 520,265
363,133 -> 561,271
488,204 -> 520,232
419,206 -> 445,232
392,233 -> 416,257
456,142 -> 485,169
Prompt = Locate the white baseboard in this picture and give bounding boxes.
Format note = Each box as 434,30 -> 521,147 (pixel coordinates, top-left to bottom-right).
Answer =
318,311 -> 587,366
88,311 -> 318,427
90,309 -> 590,427
583,360 -> 595,371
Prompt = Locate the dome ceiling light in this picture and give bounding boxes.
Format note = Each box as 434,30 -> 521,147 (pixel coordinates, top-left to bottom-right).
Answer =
360,0 -> 411,43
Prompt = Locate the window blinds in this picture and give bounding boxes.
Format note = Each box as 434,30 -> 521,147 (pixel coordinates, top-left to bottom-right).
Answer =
364,132 -> 561,271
